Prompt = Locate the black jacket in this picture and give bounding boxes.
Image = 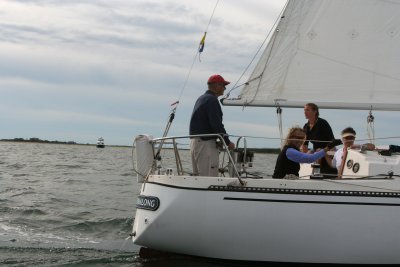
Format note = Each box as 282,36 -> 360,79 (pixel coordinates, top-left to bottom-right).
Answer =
303,117 -> 334,150
273,145 -> 300,178
189,90 -> 231,145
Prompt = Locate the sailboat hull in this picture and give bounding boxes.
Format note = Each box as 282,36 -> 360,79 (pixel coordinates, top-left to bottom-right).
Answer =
132,176 -> 400,264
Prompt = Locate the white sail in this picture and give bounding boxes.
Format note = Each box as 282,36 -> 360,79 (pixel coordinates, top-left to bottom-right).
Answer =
223,0 -> 400,110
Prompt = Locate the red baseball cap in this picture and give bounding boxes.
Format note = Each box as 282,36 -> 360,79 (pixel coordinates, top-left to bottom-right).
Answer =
207,74 -> 230,85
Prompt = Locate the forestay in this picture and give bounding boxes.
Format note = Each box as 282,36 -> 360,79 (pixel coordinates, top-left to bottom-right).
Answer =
223,0 -> 400,110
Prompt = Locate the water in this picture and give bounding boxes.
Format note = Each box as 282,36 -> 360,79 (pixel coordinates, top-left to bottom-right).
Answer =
0,142 -> 277,266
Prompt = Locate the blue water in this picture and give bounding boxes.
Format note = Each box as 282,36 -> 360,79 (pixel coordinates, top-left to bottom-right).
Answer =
0,142 -> 277,266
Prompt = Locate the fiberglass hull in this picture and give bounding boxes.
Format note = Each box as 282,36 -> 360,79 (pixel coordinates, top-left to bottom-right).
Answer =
132,175 -> 400,264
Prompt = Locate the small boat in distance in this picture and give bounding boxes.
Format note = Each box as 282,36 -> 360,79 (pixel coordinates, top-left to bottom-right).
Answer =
96,137 -> 105,148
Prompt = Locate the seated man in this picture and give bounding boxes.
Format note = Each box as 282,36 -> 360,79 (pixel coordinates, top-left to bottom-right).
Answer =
329,127 -> 374,170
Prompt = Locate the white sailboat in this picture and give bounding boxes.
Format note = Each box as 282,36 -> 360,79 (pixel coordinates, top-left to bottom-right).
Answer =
131,0 -> 400,264
96,137 -> 105,148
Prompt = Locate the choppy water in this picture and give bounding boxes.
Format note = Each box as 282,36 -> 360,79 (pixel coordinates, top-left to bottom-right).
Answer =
0,142 -> 277,266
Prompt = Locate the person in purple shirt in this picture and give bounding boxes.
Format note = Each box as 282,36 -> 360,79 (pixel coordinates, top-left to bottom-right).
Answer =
189,74 -> 235,176
273,126 -> 332,179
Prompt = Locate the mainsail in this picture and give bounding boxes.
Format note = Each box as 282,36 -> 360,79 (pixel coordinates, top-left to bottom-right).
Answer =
223,0 -> 400,111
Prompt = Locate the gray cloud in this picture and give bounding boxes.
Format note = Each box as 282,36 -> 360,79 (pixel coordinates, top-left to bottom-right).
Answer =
2,0 -> 396,147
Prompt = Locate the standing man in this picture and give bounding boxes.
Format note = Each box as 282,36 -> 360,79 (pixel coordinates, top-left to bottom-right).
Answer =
189,74 -> 235,176
301,102 -> 337,176
301,103 -> 334,153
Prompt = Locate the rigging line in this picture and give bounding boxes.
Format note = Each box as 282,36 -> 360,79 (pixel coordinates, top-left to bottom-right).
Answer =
275,104 -> 284,148
247,0 -> 292,105
205,0 -> 220,33
364,136 -> 400,141
177,53 -> 199,102
225,135 -> 400,143
156,1 -> 221,155
176,0 -> 220,104
229,134 -> 282,140
308,136 -> 400,143
223,1 -> 289,100
225,0 -> 289,104
367,108 -> 375,144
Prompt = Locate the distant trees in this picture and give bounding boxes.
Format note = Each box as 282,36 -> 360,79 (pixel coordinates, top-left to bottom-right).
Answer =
0,137 -> 77,145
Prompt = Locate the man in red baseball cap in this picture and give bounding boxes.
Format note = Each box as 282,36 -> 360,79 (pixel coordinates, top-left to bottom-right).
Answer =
189,74 -> 235,177
207,74 -> 230,85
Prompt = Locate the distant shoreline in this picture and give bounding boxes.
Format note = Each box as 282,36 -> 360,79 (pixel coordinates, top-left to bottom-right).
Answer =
0,138 -> 130,148
0,138 -> 280,153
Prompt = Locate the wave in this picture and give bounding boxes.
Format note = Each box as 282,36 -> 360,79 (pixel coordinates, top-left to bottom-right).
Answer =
0,247 -> 139,266
58,218 -> 134,235
12,173 -> 28,177
120,172 -> 134,176
0,246 -> 263,266
21,208 -> 47,216
0,206 -> 46,216
0,187 -> 35,197
54,164 -> 85,169
7,163 -> 26,170
10,190 -> 35,198
0,220 -> 102,248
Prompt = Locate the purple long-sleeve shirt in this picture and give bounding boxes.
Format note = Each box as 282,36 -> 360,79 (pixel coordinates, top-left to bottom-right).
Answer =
286,148 -> 325,163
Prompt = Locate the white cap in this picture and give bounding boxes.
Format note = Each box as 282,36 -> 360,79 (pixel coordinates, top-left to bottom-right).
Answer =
342,132 -> 356,138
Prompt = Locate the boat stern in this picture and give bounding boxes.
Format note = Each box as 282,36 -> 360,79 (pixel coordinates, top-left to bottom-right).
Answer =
342,149 -> 400,178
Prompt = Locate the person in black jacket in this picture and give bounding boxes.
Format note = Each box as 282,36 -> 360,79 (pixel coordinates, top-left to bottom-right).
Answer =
301,103 -> 337,176
273,126 -> 329,179
189,74 -> 235,176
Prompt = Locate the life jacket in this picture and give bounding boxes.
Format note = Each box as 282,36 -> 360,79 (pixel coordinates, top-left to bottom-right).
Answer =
273,145 -> 300,178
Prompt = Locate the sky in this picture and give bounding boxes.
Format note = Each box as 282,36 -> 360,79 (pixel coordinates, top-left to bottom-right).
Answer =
1,0 -> 400,148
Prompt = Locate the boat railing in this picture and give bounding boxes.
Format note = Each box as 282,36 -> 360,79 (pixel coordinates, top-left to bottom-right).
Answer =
134,133 -> 400,182
148,134 -> 245,184
153,134 -> 240,174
